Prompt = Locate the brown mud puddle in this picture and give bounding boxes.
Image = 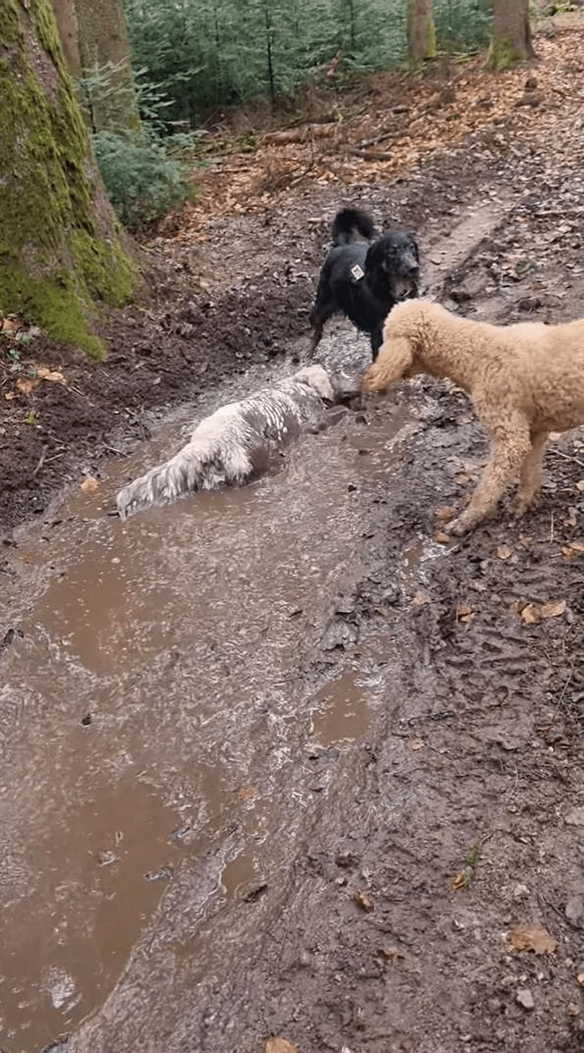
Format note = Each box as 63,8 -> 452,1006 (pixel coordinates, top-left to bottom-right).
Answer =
0,348 -> 417,1052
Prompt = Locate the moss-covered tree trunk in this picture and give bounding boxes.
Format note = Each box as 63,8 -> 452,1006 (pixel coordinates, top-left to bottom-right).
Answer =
0,0 -> 137,359
407,0 -> 436,66
488,0 -> 535,70
74,0 -> 140,131
51,0 -> 81,77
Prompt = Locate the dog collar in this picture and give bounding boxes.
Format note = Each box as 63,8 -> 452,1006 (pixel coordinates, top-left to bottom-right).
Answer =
350,264 -> 365,282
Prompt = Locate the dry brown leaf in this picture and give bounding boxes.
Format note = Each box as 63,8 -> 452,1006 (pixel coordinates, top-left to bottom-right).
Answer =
562,542 -> 584,559
265,1038 -> 299,1053
451,871 -> 468,891
519,600 -> 566,624
539,599 -> 567,619
520,603 -> 539,624
4,391 -> 16,401
16,378 -> 40,396
435,505 -> 455,522
435,530 -> 450,545
80,477 -> 100,494
456,603 -> 474,624
380,946 -> 405,961
509,923 -> 557,954
497,544 -> 513,560
37,366 -> 66,384
1,317 -> 21,333
354,889 -> 374,912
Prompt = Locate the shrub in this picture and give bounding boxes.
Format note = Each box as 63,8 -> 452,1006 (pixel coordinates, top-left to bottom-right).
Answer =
93,130 -> 194,230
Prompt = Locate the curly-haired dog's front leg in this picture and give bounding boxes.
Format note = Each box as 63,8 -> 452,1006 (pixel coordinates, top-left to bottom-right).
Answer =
514,431 -> 549,518
446,412 -> 531,536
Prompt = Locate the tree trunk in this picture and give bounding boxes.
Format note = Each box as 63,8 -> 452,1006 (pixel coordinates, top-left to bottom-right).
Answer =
407,0 -> 437,66
488,0 -> 535,70
51,0 -> 81,77
74,0 -> 141,131
0,0 -> 137,359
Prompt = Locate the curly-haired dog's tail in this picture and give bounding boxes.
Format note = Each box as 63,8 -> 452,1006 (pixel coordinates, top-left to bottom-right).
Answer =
331,207 -> 376,246
116,441 -> 252,521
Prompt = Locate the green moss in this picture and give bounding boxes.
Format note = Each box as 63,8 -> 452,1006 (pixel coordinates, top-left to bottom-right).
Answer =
426,18 -> 437,59
487,35 -> 524,71
71,230 -> 137,307
0,263 -> 105,360
0,0 -> 137,357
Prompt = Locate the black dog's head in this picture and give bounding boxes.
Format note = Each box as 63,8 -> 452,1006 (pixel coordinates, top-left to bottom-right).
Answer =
365,231 -> 419,303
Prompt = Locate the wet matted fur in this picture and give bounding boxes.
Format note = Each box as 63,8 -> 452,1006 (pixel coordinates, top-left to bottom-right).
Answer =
361,299 -> 584,535
117,365 -> 343,519
309,207 -> 420,360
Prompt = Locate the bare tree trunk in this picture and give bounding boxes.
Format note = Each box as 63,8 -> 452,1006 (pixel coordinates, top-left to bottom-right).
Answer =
51,0 -> 81,77
488,0 -> 535,70
0,0 -> 137,358
74,0 -> 141,131
407,0 -> 437,65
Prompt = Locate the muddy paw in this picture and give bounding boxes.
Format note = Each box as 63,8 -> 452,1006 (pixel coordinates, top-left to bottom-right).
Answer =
444,515 -> 470,537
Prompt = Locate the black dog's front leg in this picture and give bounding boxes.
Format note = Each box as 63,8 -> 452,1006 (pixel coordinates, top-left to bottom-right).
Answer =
370,328 -> 383,361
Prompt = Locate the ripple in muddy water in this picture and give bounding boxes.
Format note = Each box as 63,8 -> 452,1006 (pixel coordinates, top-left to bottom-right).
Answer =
311,671 -> 371,745
0,776 -> 182,1052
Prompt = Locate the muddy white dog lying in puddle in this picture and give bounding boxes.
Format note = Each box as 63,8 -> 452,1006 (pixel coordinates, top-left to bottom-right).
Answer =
117,365 -> 355,520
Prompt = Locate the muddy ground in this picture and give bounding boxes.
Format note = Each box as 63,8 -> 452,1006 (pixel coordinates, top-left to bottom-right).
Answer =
2,20 -> 584,1053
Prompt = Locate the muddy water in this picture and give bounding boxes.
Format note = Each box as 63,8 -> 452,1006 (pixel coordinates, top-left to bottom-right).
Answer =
0,343 -> 415,1052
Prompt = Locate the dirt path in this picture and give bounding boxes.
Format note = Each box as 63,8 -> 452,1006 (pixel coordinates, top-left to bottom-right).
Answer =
2,18 -> 584,1053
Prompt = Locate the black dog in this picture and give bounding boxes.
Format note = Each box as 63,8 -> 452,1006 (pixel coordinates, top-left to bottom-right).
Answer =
309,207 -> 420,360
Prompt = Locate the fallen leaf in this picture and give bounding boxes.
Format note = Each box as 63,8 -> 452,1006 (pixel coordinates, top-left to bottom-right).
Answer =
561,543 -> 584,559
435,530 -> 450,544
80,477 -> 100,494
354,889 -> 374,912
497,544 -> 513,560
16,377 -> 40,396
519,603 -> 539,624
36,366 -> 66,384
265,1038 -> 299,1053
451,870 -> 470,891
576,480 -> 584,492
1,317 -> 21,333
519,599 -> 566,624
456,603 -> 474,624
539,599 -> 567,619
380,946 -> 404,961
409,737 -> 425,751
509,923 -> 557,954
435,505 -> 455,522
4,391 -> 16,401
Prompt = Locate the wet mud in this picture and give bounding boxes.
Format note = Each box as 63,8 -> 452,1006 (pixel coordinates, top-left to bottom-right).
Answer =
3,42 -> 584,1053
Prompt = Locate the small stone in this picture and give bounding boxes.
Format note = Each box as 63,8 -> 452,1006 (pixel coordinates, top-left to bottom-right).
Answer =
516,987 -> 535,1010
513,883 -> 530,901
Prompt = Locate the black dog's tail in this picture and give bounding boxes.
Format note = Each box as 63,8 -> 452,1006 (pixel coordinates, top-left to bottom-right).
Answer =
331,207 -> 376,246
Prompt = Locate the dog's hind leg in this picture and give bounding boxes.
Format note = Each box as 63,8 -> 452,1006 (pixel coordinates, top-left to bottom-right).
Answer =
446,413 -> 531,536
514,431 -> 549,517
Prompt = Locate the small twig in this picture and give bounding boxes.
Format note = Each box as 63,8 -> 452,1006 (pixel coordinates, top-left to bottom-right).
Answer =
549,511 -> 555,543
551,448 -> 584,471
33,444 -> 48,477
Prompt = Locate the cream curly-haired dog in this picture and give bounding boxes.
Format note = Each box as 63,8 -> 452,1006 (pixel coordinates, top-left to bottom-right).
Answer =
361,299 -> 584,535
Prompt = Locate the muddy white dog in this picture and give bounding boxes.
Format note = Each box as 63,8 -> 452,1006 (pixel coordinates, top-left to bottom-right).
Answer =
116,365 -> 348,520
